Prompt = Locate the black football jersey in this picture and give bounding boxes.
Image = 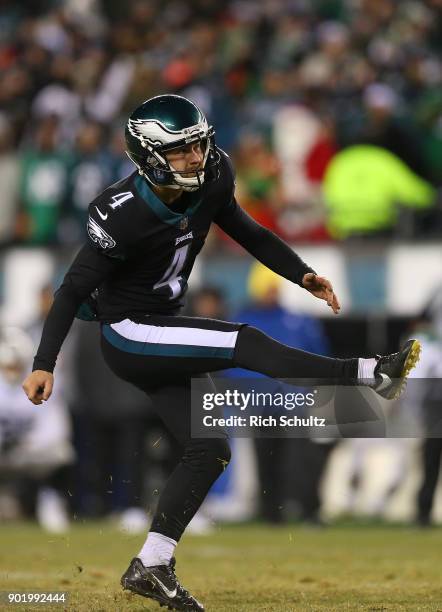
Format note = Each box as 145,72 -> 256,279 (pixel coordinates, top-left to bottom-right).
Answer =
33,148 -> 315,372
86,149 -> 235,319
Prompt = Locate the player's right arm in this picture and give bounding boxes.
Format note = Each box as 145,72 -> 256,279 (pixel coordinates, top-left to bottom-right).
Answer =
22,243 -> 121,405
23,192 -> 134,404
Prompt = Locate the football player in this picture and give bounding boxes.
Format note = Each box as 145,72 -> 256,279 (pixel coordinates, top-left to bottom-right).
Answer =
23,95 -> 420,611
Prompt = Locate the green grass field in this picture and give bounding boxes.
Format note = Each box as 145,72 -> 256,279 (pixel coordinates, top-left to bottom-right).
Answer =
1,522 -> 442,611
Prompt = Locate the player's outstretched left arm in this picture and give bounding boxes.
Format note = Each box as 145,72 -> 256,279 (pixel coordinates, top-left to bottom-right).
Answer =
22,370 -> 54,405
302,272 -> 340,314
215,197 -> 341,314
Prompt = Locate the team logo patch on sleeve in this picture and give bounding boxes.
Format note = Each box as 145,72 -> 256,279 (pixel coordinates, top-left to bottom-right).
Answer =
87,216 -> 116,250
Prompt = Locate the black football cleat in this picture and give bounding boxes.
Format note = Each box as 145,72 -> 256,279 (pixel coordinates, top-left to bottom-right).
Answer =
371,339 -> 421,400
121,557 -> 204,611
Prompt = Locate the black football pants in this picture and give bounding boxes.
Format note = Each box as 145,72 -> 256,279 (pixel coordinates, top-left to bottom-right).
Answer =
101,315 -> 358,541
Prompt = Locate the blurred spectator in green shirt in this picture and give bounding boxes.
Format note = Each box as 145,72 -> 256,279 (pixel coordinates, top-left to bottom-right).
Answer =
18,117 -> 70,245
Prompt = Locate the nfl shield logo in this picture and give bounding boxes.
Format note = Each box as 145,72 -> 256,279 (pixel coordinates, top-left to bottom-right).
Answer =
180,216 -> 188,230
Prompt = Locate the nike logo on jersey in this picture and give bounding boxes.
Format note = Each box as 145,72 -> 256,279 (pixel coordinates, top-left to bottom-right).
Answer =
175,231 -> 193,246
95,192 -> 134,220
149,573 -> 177,599
95,206 -> 108,221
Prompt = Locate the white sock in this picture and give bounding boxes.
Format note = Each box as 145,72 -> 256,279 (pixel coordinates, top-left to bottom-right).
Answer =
357,357 -> 377,381
138,532 -> 177,567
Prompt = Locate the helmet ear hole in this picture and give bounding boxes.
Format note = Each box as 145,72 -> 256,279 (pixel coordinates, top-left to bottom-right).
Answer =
152,168 -> 167,182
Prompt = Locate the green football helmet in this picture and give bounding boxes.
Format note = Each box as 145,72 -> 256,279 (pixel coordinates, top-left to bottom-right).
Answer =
125,94 -> 219,191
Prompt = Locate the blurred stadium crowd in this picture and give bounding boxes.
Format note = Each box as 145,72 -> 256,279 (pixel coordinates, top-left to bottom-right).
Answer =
0,0 -> 442,535
0,0 -> 441,246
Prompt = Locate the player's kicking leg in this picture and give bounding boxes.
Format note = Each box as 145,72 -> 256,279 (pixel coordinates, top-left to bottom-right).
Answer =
234,326 -> 421,400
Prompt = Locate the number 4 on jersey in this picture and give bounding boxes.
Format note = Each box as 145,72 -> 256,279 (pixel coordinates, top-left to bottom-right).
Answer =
154,244 -> 190,299
109,192 -> 134,209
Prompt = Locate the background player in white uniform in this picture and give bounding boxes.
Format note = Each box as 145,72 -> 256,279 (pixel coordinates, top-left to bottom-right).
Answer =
0,327 -> 73,532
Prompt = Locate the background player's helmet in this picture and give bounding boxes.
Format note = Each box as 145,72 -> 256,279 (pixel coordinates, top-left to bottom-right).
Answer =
125,94 -> 220,191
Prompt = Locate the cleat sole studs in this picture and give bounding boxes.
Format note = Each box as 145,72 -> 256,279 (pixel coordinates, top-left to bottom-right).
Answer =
393,340 -> 422,399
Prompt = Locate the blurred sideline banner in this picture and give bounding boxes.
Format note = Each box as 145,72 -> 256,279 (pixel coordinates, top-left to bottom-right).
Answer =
1,248 -> 55,326
204,242 -> 442,317
0,242 -> 441,326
